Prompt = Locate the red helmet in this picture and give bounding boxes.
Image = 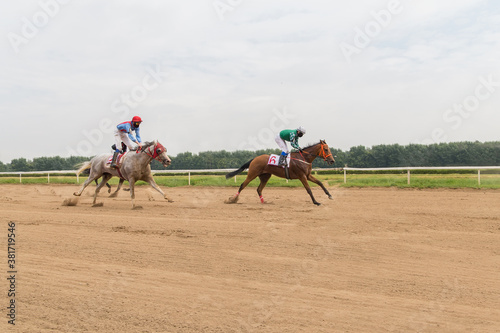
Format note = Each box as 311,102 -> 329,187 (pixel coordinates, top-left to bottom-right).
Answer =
132,116 -> 142,123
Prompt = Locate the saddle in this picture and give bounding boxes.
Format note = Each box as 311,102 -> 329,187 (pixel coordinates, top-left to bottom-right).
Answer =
106,153 -> 127,167
268,154 -> 291,179
267,154 -> 290,168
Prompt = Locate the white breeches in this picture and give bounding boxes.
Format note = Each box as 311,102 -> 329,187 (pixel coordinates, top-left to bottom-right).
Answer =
275,134 -> 289,154
114,130 -> 136,150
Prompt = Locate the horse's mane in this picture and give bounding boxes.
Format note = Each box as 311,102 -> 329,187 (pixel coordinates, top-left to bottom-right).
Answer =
301,141 -> 323,150
130,141 -> 156,151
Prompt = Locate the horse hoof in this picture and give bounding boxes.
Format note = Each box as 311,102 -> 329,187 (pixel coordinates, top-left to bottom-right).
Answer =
314,202 -> 321,206
224,196 -> 239,204
109,192 -> 118,198
164,197 -> 174,203
328,196 -> 333,200
92,203 -> 104,207
132,205 -> 143,210
73,192 -> 80,197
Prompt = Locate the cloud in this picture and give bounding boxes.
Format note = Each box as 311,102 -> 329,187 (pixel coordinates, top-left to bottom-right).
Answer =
0,0 -> 499,162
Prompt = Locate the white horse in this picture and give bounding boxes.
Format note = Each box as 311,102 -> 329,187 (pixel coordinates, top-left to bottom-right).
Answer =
73,140 -> 172,209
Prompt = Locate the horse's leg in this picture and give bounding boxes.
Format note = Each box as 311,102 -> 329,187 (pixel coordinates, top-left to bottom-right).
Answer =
128,178 -> 142,209
92,174 -> 112,205
94,177 -> 111,193
144,175 -> 174,202
74,173 -> 100,196
298,175 -> 321,206
307,174 -> 333,200
257,173 -> 272,203
226,171 -> 260,204
109,179 -> 124,198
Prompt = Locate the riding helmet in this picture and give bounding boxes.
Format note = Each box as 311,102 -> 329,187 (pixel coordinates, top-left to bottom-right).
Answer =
132,116 -> 142,128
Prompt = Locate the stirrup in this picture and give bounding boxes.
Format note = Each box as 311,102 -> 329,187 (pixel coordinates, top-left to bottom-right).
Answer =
279,154 -> 287,166
110,152 -> 119,169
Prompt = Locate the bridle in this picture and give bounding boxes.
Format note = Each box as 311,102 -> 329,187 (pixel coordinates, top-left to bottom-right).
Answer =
298,142 -> 333,162
318,142 -> 333,161
141,142 -> 170,165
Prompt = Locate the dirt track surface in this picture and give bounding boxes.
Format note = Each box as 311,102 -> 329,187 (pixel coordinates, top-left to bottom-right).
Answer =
1,184 -> 499,332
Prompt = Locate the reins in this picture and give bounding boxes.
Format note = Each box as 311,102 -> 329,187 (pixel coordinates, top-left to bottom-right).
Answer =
296,142 -> 332,162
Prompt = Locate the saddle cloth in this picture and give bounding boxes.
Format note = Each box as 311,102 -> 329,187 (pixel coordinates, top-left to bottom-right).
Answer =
106,152 -> 127,167
268,154 -> 290,168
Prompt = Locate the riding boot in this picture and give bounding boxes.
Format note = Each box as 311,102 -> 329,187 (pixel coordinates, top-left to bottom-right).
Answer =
110,151 -> 119,169
278,153 -> 287,166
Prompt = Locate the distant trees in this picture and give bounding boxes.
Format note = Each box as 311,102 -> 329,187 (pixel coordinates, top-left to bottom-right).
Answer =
2,156 -> 90,172
2,141 -> 500,172
336,141 -> 500,168
10,158 -> 32,172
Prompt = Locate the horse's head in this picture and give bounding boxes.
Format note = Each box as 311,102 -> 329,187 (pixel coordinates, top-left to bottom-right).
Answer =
143,140 -> 171,167
318,140 -> 335,165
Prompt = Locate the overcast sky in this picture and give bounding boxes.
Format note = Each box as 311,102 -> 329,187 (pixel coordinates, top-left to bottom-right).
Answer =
1,0 -> 500,163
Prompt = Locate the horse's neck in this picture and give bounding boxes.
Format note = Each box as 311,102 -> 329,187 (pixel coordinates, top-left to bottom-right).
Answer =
301,146 -> 320,163
130,150 -> 154,166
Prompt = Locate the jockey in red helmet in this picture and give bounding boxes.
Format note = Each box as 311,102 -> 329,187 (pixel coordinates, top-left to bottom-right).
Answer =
111,116 -> 143,169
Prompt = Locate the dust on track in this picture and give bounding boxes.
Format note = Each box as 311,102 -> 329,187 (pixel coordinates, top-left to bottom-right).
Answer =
1,184 -> 499,332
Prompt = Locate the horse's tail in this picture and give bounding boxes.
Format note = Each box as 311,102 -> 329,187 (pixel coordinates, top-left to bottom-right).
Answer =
225,159 -> 253,179
75,161 -> 92,176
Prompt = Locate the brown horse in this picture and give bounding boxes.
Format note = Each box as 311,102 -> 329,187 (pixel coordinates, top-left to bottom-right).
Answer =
225,140 -> 335,206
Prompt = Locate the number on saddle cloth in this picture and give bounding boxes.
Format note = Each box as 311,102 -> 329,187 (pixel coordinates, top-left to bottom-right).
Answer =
267,154 -> 290,168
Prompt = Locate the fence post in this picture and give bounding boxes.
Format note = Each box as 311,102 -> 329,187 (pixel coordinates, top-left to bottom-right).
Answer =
407,170 -> 410,185
188,172 -> 191,186
344,169 -> 347,184
48,173 -> 50,184
19,174 -> 22,184
478,170 -> 481,186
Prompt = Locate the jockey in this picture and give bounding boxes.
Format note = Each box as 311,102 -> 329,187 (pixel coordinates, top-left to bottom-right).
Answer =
275,127 -> 306,166
111,116 -> 143,169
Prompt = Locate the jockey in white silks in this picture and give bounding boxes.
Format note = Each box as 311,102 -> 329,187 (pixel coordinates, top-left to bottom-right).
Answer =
111,116 -> 143,169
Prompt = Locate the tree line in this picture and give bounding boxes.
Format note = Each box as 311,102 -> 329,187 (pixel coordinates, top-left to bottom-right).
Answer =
1,141 -> 500,172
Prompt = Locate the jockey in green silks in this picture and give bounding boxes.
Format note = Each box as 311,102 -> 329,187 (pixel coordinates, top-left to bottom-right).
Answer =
275,127 -> 306,166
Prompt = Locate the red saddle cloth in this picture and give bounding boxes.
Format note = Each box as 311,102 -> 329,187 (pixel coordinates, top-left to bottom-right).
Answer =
106,153 -> 127,167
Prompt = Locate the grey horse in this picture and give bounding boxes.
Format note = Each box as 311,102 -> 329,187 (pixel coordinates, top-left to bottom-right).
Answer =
73,140 -> 172,209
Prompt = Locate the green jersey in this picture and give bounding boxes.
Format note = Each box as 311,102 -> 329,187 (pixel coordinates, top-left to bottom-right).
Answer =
279,129 -> 300,149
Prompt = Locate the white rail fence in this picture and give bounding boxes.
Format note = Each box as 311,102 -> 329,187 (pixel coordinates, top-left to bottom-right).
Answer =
342,166 -> 500,185
1,166 -> 500,186
0,169 -> 233,185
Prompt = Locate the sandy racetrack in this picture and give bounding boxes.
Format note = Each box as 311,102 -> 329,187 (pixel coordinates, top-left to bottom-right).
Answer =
1,184 -> 499,332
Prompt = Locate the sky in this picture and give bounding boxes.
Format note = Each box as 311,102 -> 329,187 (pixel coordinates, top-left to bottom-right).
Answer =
1,0 -> 500,163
